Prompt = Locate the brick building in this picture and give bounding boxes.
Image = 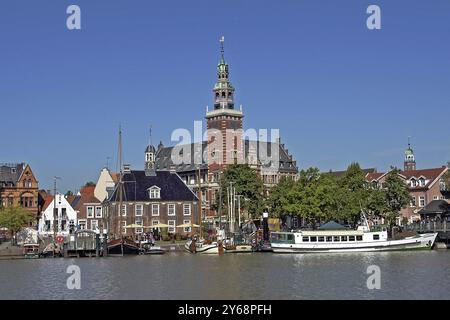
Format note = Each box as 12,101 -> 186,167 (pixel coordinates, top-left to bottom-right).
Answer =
0,163 -> 39,222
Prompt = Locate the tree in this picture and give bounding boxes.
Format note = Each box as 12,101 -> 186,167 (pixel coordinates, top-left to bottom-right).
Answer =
215,164 -> 265,218
382,167 -> 411,226
84,181 -> 96,187
265,176 -> 295,218
65,190 -> 74,196
0,207 -> 35,245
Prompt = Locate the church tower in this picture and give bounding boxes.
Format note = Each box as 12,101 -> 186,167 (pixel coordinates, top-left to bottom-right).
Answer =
404,138 -> 416,171
206,36 -> 244,177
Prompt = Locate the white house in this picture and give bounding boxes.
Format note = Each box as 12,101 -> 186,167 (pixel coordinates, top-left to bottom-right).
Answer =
38,193 -> 77,237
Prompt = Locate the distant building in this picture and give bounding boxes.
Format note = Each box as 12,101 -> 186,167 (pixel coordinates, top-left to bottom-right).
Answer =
366,142 -> 449,224
0,163 -> 39,222
70,185 -> 103,232
38,193 -> 77,237
103,166 -> 199,238
94,168 -> 118,202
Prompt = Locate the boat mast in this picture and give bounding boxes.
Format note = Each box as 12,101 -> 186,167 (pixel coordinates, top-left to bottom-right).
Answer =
117,125 -> 123,238
197,165 -> 202,239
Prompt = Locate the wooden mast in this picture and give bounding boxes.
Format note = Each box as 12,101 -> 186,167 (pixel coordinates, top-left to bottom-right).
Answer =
197,165 -> 202,239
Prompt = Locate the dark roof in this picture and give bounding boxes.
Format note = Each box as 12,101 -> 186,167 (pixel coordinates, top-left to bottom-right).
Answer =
109,170 -> 198,202
145,145 -> 156,153
419,200 -> 450,215
154,140 -> 298,173
0,163 -> 25,186
318,221 -> 347,230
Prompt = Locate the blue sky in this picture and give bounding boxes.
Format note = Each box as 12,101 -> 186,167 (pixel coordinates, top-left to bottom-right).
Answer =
1,0 -> 449,193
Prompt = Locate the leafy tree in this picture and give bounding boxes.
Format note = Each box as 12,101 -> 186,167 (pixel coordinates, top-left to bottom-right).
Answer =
382,167 -> 412,226
84,181 -> 96,187
0,207 -> 35,245
215,164 -> 265,218
265,176 -> 295,218
65,190 -> 74,196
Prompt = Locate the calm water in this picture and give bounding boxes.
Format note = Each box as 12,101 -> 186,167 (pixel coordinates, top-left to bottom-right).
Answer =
1,251 -> 449,300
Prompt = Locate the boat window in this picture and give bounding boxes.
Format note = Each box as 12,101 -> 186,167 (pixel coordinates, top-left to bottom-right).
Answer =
287,234 -> 294,241
310,236 -> 317,242
326,236 -> 332,242
349,236 -> 355,241
333,236 -> 340,242
341,236 -> 347,241
318,236 -> 324,242
302,236 -> 309,242
373,234 -> 380,240
356,235 -> 363,241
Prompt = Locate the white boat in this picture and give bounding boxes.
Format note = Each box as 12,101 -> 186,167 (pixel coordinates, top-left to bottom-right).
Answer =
270,225 -> 438,253
184,239 -> 220,254
224,244 -> 253,253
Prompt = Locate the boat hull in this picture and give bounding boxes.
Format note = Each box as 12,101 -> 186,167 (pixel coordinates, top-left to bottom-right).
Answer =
184,241 -> 219,254
107,239 -> 140,256
271,233 -> 438,253
225,244 -> 253,253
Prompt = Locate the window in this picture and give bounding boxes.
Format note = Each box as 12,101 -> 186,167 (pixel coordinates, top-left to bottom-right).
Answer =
149,186 -> 161,199
310,236 -> 317,242
183,204 -> 191,216
356,235 -> 363,241
87,206 -> 94,218
326,236 -> 332,242
168,220 -> 176,233
95,206 -> 102,218
121,204 -> 127,216
411,197 -> 416,207
91,220 -> 98,230
44,220 -> 51,232
419,178 -> 426,187
410,179 -> 417,187
152,219 -> 159,227
341,236 -> 347,241
167,204 -> 176,216
302,236 -> 309,242
135,204 -> 143,216
183,219 -> 191,233
419,196 -> 426,207
152,204 -> 160,216
136,218 -> 143,234
78,219 -> 87,230
318,236 -> 324,242
433,196 -> 438,200
373,234 -> 380,240
121,221 -> 127,234
349,236 -> 355,241
333,236 -> 340,242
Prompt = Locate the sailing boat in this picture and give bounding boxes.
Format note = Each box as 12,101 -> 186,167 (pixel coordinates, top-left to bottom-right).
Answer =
107,126 -> 140,256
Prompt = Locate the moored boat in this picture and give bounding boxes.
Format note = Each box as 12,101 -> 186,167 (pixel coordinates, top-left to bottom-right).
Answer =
107,238 -> 141,256
23,243 -> 40,258
184,238 -> 220,254
270,225 -> 438,253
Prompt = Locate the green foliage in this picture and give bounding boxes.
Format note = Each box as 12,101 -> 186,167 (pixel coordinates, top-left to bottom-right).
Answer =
65,190 -> 74,196
0,206 -> 35,241
84,181 -> 96,187
266,176 -> 295,218
382,167 -> 412,225
215,164 -> 265,217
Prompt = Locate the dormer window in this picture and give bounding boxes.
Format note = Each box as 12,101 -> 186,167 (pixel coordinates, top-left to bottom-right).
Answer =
148,186 -> 161,199
419,178 -> 426,187
410,178 -> 417,187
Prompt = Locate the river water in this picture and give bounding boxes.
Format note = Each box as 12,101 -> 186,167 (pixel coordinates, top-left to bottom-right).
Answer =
1,251 -> 449,300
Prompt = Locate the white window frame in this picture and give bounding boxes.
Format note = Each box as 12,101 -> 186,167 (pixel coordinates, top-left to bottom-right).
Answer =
95,206 -> 102,218
168,203 -> 176,216
183,219 -> 191,233
168,219 -> 176,233
78,219 -> 87,230
90,219 -> 98,230
121,221 -> 127,234
87,206 -> 94,218
135,204 -> 143,216
148,186 -> 161,199
152,219 -> 160,226
152,204 -> 160,216
419,196 -> 426,207
183,204 -> 191,216
135,218 -> 143,234
433,196 -> 438,200
121,204 -> 127,216
410,196 -> 416,207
